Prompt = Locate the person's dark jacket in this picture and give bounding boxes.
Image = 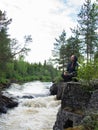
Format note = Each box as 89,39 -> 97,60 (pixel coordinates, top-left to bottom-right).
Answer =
67,55 -> 78,77
66,61 -> 78,77
61,56 -> 78,82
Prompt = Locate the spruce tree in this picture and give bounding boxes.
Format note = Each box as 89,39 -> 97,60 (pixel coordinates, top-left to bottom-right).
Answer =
0,10 -> 12,78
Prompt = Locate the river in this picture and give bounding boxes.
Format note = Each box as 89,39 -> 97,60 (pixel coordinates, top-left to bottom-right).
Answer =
0,81 -> 61,130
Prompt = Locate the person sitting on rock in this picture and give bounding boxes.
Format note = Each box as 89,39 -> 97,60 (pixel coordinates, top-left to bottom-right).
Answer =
61,55 -> 78,82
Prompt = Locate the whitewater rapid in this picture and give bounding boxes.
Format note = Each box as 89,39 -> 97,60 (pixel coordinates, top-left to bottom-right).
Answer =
0,81 -> 61,130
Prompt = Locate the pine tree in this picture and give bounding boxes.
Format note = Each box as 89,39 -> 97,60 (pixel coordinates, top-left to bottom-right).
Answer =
52,30 -> 67,72
78,0 -> 98,62
66,27 -> 82,60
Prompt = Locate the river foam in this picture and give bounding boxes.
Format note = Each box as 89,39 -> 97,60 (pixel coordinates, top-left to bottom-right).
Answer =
0,81 -> 61,130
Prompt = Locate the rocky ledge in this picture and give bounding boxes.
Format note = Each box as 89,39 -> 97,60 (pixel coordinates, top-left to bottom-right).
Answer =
50,81 -> 98,130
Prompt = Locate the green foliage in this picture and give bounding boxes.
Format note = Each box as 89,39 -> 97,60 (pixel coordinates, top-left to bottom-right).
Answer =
77,61 -> 98,91
78,61 -> 98,81
0,77 -> 9,84
82,112 -> 98,130
4,60 -> 60,83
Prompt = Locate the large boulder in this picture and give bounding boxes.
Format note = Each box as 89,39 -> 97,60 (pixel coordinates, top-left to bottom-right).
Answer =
53,108 -> 84,130
52,81 -> 94,130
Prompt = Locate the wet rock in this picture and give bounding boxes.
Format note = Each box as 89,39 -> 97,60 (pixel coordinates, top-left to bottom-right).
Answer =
0,106 -> 7,113
0,82 -> 11,91
22,95 -> 34,99
50,83 -> 58,95
0,94 -> 18,114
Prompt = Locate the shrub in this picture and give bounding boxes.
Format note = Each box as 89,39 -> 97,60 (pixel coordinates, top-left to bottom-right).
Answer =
82,112 -> 98,130
78,61 -> 98,82
77,61 -> 98,90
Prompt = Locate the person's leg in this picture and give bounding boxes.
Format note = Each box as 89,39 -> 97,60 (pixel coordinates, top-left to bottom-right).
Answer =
61,74 -> 71,82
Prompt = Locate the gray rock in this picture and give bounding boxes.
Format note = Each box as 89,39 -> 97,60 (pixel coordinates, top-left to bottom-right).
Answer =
53,108 -> 84,130
52,81 -> 96,130
0,94 -> 18,114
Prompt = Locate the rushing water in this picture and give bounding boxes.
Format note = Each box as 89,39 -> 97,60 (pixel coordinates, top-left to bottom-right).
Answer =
0,81 -> 61,130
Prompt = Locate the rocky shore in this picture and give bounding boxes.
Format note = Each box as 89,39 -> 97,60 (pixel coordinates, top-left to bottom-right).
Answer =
50,81 -> 98,130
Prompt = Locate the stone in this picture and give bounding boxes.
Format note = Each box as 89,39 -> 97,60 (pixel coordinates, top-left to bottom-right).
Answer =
50,83 -> 58,95
0,94 -> 18,114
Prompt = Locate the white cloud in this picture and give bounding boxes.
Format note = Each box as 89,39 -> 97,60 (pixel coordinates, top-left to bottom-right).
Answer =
0,0 -> 96,63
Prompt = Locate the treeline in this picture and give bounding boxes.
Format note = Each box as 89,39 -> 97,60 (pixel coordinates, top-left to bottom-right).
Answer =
4,58 -> 59,83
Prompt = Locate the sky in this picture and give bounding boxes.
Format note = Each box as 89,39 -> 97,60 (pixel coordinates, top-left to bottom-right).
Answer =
0,0 -> 96,64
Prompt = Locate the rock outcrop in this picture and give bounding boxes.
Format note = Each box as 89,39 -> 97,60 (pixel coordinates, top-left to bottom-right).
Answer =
61,82 -> 91,110
50,81 -> 98,130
